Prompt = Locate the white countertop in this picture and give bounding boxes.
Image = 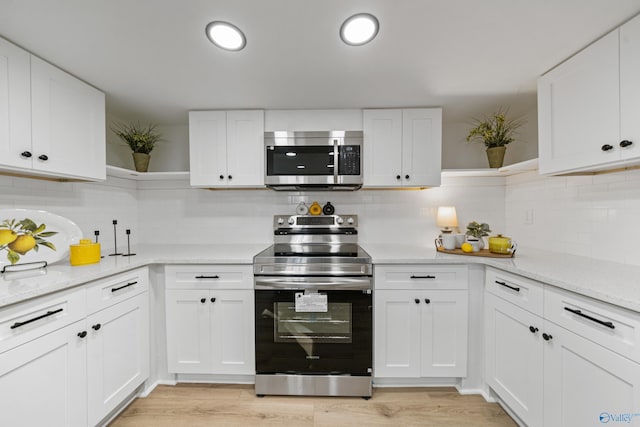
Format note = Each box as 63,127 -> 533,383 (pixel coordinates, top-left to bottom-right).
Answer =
1,243 -> 639,314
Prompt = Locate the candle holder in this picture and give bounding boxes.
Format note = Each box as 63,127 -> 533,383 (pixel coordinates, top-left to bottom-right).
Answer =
122,229 -> 136,257
94,230 -> 105,258
109,220 -> 122,256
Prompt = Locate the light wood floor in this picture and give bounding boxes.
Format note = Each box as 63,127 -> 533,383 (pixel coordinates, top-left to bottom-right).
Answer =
110,384 -> 517,427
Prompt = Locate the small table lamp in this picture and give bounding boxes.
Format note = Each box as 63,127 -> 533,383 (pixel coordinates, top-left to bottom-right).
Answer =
436,206 -> 458,234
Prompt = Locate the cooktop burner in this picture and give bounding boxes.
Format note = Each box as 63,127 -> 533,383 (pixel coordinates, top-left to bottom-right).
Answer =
272,243 -> 360,257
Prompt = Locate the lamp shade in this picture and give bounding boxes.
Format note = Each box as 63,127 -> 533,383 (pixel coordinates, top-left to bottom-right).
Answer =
436,206 -> 458,229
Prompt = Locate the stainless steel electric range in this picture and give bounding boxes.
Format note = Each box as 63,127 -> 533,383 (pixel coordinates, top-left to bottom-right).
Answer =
253,214 -> 373,398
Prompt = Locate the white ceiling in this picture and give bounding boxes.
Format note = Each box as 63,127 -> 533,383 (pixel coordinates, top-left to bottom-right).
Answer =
1,0 -> 640,125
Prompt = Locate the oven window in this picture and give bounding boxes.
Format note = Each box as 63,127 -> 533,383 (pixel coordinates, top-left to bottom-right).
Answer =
274,301 -> 352,344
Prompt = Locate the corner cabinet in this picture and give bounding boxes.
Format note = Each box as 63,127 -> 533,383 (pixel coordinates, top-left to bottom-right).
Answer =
188,110 -> 264,188
164,265 -> 254,376
0,36 -> 106,181
538,14 -> 640,175
363,108 -> 442,188
374,265 -> 468,379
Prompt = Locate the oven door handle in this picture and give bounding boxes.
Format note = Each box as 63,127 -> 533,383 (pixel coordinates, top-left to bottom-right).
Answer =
254,276 -> 371,290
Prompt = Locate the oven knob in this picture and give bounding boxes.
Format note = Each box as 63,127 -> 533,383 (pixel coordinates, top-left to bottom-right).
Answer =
288,216 -> 295,225
336,216 -> 344,225
277,217 -> 285,225
347,217 -> 355,225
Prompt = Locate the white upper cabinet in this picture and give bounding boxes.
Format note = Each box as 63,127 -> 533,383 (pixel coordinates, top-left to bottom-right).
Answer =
189,110 -> 264,188
538,14 -> 640,174
363,108 -> 441,187
0,37 -> 31,170
0,37 -> 105,181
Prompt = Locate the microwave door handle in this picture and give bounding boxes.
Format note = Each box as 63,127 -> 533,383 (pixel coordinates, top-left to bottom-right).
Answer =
333,139 -> 339,183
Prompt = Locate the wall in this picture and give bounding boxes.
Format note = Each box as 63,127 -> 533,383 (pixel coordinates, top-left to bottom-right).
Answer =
505,168 -> 640,266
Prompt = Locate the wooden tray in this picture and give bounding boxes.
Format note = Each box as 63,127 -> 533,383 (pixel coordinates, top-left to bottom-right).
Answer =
436,246 -> 515,258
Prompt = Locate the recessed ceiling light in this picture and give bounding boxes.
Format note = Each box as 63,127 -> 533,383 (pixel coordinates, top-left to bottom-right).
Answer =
205,21 -> 246,51
340,13 -> 379,46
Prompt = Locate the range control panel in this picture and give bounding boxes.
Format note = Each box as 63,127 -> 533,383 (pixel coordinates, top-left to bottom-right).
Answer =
273,214 -> 358,229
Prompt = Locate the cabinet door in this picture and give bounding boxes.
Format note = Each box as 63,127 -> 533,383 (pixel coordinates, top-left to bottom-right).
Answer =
0,322 -> 87,427
165,289 -> 211,373
420,290 -> 467,377
210,290 -> 254,375
620,14 -> 640,161
31,56 -> 105,180
225,110 -> 264,187
363,109 -> 403,187
87,292 -> 149,426
543,320 -> 640,427
188,110 -> 228,187
485,293 -> 543,427
374,290 -> 421,377
401,109 -> 441,187
0,37 -> 31,169
537,30 -> 620,175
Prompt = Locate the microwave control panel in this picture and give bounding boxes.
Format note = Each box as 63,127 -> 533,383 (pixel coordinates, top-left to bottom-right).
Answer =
338,145 -> 361,175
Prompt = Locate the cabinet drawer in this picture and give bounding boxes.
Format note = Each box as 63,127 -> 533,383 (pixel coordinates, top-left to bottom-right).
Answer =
165,264 -> 253,290
544,286 -> 640,362
485,268 -> 543,316
86,267 -> 149,313
0,287 -> 86,353
374,265 -> 468,290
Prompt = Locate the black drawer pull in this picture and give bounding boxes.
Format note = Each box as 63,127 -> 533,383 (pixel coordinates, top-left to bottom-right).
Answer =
11,308 -> 63,329
542,333 -> 553,341
410,275 -> 436,279
424,298 -> 431,304
495,280 -> 520,292
195,275 -> 220,279
92,323 -> 101,331
414,298 -> 420,304
564,307 -> 615,329
20,151 -> 32,158
601,144 -> 614,151
77,331 -> 87,338
620,140 -> 633,148
111,281 -> 137,292
211,297 -> 216,303
529,326 -> 539,333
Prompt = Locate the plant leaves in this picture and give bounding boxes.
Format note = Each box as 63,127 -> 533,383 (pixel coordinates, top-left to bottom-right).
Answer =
33,223 -> 46,234
18,218 -> 37,232
7,250 -> 20,265
37,231 -> 58,238
39,241 -> 56,251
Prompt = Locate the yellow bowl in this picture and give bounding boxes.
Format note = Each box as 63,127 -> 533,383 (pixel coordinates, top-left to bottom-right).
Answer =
69,239 -> 101,266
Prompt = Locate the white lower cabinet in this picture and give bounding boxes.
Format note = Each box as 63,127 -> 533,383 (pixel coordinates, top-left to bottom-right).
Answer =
0,267 -> 150,427
165,265 -> 254,376
374,265 -> 468,379
485,267 -> 640,427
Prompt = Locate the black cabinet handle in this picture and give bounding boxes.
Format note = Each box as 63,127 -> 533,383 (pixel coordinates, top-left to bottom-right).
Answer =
219,175 -> 224,180
77,331 -> 87,338
38,154 -> 48,161
542,333 -> 553,341
564,307 -> 615,329
601,144 -> 614,151
414,298 -> 420,304
495,280 -> 520,292
195,275 -> 220,279
396,175 -> 401,180
411,275 -> 436,279
92,323 -> 101,331
405,174 -> 410,179
424,298 -> 431,304
228,175 -> 232,180
210,297 -> 216,303
529,326 -> 539,333
200,298 -> 206,303
10,308 -> 63,329
620,140 -> 633,148
20,151 -> 32,158
111,281 -> 137,292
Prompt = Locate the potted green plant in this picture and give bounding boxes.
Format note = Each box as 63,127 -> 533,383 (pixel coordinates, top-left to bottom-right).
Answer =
466,108 -> 525,168
465,221 -> 491,250
111,122 -> 162,172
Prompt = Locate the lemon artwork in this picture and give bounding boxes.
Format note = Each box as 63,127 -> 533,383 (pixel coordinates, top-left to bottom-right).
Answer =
0,218 -> 58,265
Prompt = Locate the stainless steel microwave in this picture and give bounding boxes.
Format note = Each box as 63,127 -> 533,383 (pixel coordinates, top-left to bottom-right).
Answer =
264,131 -> 363,191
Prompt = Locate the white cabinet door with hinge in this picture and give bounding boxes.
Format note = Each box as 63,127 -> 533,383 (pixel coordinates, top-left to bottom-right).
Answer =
485,293 -> 544,427
620,13 -> 640,161
189,110 -> 264,187
419,289 -> 467,377
363,109 -> 403,187
209,289 -> 254,375
166,289 -> 212,373
0,37 -> 31,170
537,30 -> 619,175
86,292 -> 149,426
0,321 -> 87,427
543,320 -> 640,427
374,290 -> 421,377
31,55 -> 105,181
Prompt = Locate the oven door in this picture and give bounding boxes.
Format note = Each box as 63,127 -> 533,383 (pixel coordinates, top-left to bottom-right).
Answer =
254,278 -> 372,376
